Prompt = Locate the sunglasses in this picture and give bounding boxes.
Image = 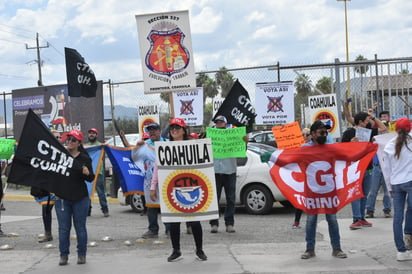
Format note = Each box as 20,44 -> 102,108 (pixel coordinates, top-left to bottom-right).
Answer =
66,136 -> 79,143
55,136 -> 62,139
170,124 -> 182,131
303,133 -> 311,137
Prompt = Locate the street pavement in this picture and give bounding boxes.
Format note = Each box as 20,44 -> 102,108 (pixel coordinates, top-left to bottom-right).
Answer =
1,188 -> 412,274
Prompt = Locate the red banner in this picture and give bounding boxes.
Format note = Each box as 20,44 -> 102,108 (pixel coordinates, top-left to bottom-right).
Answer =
269,142 -> 377,214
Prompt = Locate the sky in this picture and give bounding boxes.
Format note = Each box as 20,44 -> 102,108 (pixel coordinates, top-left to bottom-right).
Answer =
0,0 -> 411,108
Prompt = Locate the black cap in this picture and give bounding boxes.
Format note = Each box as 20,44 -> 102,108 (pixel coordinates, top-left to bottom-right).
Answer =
310,120 -> 331,132
146,123 -> 160,130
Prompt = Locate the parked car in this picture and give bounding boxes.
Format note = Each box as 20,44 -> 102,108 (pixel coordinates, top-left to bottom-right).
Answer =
118,142 -> 288,215
248,130 -> 277,148
117,188 -> 146,213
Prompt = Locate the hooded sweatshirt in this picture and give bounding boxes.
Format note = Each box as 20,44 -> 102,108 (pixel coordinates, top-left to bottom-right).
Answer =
383,132 -> 412,191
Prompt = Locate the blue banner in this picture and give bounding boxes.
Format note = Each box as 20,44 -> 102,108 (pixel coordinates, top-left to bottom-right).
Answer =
85,145 -> 104,198
104,145 -> 144,195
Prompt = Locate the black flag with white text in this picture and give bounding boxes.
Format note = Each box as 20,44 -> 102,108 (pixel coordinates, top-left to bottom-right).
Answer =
65,47 -> 97,97
213,80 -> 257,132
7,109 -> 88,201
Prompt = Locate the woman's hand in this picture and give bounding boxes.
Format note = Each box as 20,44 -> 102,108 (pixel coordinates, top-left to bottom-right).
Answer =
82,165 -> 90,176
150,190 -> 157,201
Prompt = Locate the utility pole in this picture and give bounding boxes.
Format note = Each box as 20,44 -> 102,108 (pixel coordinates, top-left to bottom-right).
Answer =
26,32 -> 49,86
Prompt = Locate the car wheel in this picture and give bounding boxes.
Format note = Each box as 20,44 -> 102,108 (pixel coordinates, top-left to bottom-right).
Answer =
130,194 -> 146,213
243,184 -> 274,215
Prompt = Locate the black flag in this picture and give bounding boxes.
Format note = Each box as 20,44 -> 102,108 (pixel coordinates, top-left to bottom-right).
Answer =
65,47 -> 97,97
7,109 -> 88,201
213,79 -> 257,132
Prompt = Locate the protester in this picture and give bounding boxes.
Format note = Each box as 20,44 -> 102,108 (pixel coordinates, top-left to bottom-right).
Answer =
341,111 -> 386,230
150,118 -> 207,262
55,129 -> 94,266
300,120 -> 347,259
209,115 -> 243,233
366,111 -> 392,218
383,117 -> 412,261
85,128 -> 109,217
121,123 -> 170,239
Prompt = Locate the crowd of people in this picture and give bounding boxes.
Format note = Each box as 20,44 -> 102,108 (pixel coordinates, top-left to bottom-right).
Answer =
1,109 -> 412,265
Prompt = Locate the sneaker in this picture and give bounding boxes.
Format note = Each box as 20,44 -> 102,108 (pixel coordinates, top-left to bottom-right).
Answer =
365,211 -> 374,218
196,249 -> 208,261
359,219 -> 372,227
0,203 -> 5,211
226,225 -> 235,233
405,234 -> 412,250
38,234 -> 53,243
292,222 -> 300,229
384,211 -> 392,218
103,211 -> 109,217
141,230 -> 158,239
77,256 -> 86,264
59,256 -> 68,266
332,249 -> 347,258
301,249 -> 316,259
167,250 -> 182,262
0,229 -> 5,237
397,251 -> 412,261
186,226 -> 192,234
349,221 -> 363,230
210,225 -> 218,233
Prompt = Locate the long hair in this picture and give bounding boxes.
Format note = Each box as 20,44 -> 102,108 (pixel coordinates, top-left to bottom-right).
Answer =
395,129 -> 412,159
169,127 -> 189,141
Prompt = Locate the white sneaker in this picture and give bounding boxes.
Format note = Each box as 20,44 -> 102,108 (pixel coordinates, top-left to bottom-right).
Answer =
396,251 -> 412,261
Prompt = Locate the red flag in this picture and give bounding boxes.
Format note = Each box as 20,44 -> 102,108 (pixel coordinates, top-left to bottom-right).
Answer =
269,142 -> 377,214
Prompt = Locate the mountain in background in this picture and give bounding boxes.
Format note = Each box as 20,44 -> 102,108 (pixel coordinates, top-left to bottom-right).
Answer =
0,98 -> 137,123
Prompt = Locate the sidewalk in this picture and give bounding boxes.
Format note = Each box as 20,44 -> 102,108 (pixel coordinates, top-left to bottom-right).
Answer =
2,189 -> 412,273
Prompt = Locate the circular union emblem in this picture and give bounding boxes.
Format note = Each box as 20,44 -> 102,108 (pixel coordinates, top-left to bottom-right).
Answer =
162,169 -> 213,214
314,110 -> 337,133
141,117 -> 156,133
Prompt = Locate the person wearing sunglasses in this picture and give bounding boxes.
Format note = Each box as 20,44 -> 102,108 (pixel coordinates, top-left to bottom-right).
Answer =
55,129 -> 95,266
150,118 -> 207,262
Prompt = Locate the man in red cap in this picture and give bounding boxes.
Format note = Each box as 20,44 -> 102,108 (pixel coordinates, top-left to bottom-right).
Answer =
85,128 -> 109,217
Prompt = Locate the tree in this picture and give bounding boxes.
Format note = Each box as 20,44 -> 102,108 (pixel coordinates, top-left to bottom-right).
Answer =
315,77 -> 332,94
105,117 -> 138,135
400,69 -> 409,74
215,67 -> 235,98
294,73 -> 312,95
354,55 -> 369,75
196,72 -> 218,102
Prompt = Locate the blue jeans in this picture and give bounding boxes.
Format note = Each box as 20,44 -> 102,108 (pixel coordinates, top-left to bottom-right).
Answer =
210,173 -> 236,226
55,197 -> 89,257
95,174 -> 108,212
351,169 -> 372,221
392,181 -> 412,252
366,165 -> 391,213
305,214 -> 341,250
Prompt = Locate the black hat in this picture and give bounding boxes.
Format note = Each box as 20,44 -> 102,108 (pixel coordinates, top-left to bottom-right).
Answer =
310,120 -> 331,132
146,123 -> 160,130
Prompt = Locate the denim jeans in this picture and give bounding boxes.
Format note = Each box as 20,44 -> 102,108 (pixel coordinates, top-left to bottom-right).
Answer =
95,174 -> 108,212
305,214 -> 341,250
366,165 -> 391,212
392,181 -> 412,252
351,169 -> 372,221
55,197 -> 89,257
210,173 -> 236,226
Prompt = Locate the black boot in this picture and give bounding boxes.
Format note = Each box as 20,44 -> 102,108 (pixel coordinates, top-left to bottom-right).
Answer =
39,231 -> 53,243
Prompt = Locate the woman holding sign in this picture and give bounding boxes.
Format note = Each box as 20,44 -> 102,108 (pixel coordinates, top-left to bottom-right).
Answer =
150,118 -> 207,262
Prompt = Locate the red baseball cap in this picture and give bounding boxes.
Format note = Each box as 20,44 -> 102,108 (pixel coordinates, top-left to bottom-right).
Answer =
396,117 -> 411,132
67,129 -> 83,142
88,128 -> 98,134
169,118 -> 186,128
189,133 -> 199,139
